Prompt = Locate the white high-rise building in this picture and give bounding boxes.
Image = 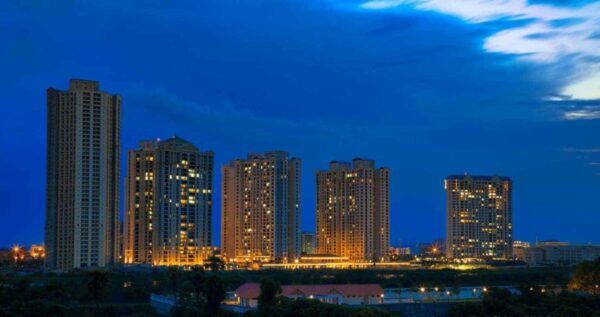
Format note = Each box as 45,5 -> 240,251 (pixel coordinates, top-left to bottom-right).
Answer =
46,79 -> 120,270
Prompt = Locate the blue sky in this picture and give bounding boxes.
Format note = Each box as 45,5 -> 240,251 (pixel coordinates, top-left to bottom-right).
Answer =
1,0 -> 600,248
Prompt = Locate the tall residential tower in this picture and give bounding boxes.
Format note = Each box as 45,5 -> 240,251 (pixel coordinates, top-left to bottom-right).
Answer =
445,174 -> 513,261
316,159 -> 390,262
221,151 -> 300,263
46,79 -> 120,270
124,137 -> 213,266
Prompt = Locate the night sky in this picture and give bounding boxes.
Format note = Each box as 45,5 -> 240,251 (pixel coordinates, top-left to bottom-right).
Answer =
1,0 -> 600,248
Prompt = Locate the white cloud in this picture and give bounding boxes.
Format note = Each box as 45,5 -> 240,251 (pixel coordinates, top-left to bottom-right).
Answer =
564,72 -> 600,100
563,107 -> 600,120
361,0 -> 413,9
359,0 -> 600,100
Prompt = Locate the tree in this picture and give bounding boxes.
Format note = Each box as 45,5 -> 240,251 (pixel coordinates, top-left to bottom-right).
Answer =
189,267 -> 206,299
203,275 -> 225,317
86,270 -> 109,314
168,267 -> 180,300
205,254 -> 225,272
0,274 -> 6,297
569,259 -> 600,294
257,278 -> 282,316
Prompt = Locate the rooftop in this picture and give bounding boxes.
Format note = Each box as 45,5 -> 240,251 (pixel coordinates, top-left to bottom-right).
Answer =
446,173 -> 511,181
235,282 -> 384,299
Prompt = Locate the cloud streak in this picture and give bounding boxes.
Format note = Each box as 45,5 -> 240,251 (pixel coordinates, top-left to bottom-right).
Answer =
563,107 -> 600,120
357,0 -> 600,99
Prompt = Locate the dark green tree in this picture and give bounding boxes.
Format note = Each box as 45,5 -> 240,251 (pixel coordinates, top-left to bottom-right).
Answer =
569,258 -> 600,294
86,270 -> 109,314
257,278 -> 282,316
189,267 -> 206,298
168,267 -> 181,300
205,254 -> 225,272
0,274 -> 6,300
203,275 -> 226,317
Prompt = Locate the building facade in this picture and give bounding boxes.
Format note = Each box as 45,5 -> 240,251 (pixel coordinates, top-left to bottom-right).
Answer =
46,79 -> 120,270
235,283 -> 385,307
221,151 -> 300,263
124,137 -> 213,266
301,232 -> 315,255
514,241 -> 600,266
445,174 -> 513,261
316,159 -> 390,262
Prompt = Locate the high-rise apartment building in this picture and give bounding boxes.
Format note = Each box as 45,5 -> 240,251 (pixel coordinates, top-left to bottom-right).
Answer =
316,159 -> 390,262
301,232 -> 315,255
221,151 -> 300,263
124,137 -> 213,266
46,79 -> 120,270
445,174 -> 513,261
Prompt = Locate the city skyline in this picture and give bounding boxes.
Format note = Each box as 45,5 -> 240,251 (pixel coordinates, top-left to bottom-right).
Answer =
2,1 -> 600,249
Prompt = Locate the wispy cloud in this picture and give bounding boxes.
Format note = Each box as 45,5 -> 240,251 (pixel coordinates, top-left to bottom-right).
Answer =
563,147 -> 600,153
544,96 -> 600,120
564,107 -> 600,120
356,0 -> 600,99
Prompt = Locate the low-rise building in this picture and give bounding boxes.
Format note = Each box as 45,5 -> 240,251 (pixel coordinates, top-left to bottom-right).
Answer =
513,241 -> 531,249
515,241 -> 600,266
389,247 -> 411,257
234,282 -> 384,307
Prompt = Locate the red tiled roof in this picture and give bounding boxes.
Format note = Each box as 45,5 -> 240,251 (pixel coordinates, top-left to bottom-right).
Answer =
235,282 -> 262,299
234,282 -> 383,299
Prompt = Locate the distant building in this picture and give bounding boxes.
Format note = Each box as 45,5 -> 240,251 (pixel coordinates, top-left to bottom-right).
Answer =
389,247 -> 411,256
316,159 -> 390,262
512,241 -> 530,263
234,282 -> 384,307
119,222 -> 124,263
124,136 -> 214,266
221,151 -> 301,263
29,244 -> 46,260
537,240 -> 569,247
46,79 -> 120,270
301,232 -> 315,255
513,241 -> 531,249
515,242 -> 600,266
445,174 -> 513,261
